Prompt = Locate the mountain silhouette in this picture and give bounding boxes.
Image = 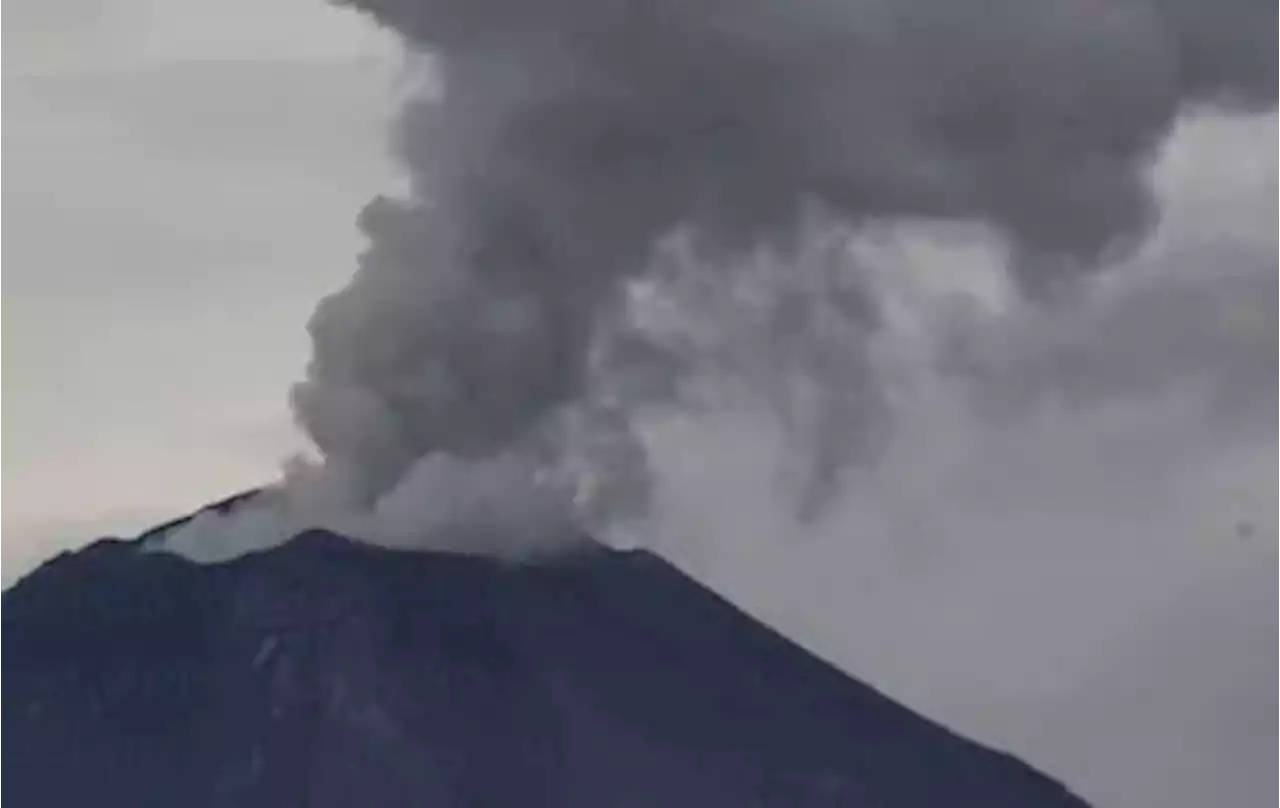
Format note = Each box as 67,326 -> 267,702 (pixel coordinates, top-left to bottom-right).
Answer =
5,501 -> 1088,807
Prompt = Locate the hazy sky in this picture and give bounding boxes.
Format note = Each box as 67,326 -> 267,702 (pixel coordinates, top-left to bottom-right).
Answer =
4,0 -> 398,571
3,2 -> 1276,807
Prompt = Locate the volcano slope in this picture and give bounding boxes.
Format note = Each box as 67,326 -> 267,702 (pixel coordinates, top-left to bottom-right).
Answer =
5,513 -> 1088,807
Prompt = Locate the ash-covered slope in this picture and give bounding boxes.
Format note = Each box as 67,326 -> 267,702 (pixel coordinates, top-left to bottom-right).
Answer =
5,524 -> 1087,807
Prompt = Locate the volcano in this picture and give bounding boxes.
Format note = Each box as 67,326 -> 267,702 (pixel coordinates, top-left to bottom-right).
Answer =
5,498 -> 1088,807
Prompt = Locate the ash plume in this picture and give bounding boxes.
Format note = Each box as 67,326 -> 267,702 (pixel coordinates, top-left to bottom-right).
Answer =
281,0 -> 1274,541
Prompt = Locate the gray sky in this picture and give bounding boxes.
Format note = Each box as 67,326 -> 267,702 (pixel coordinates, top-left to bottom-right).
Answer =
4,0 -> 397,571
3,2 -> 1276,807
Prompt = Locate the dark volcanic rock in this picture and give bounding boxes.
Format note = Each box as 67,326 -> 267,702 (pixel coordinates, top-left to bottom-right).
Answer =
5,528 -> 1088,807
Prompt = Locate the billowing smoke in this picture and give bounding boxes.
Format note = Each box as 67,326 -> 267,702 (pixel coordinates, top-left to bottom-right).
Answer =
167,0 -> 1274,555
144,6 -> 1273,802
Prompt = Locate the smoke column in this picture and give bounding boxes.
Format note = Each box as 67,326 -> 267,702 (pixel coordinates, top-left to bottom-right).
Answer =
201,0 -> 1273,551
147,8 -> 1273,803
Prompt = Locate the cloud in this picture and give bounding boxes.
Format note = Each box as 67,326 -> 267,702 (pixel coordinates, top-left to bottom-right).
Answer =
287,0 -> 1275,530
